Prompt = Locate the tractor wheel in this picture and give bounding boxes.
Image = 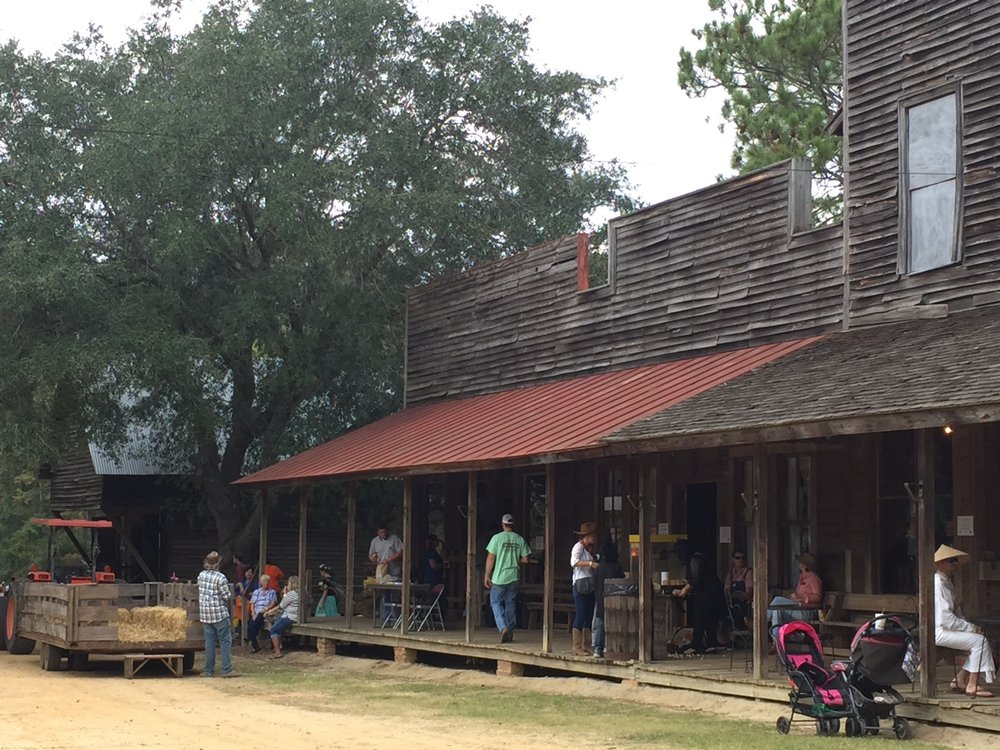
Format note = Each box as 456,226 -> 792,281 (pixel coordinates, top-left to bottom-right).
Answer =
182,652 -> 195,673
776,716 -> 791,735
5,592 -> 36,655
0,597 -> 7,651
68,653 -> 90,670
40,643 -> 65,671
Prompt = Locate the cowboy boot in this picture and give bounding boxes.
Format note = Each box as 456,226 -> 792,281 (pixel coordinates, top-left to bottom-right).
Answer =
582,628 -> 592,656
572,628 -> 584,655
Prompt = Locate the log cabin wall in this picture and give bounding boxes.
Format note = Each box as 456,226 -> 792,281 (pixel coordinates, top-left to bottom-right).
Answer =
844,0 -> 1000,325
405,159 -> 843,405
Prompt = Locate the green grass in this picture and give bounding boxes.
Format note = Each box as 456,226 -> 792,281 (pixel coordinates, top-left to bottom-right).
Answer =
233,658 -> 951,749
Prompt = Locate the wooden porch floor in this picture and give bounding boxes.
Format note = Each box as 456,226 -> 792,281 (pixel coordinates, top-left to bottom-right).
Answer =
281,616 -> 1000,733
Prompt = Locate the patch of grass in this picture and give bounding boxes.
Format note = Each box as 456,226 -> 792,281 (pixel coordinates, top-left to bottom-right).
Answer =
234,659 -> 948,749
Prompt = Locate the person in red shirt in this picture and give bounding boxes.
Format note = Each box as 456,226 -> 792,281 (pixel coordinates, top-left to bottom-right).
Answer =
264,560 -> 284,593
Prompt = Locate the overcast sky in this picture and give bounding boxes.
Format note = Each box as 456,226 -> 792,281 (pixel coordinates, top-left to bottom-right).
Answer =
3,0 -> 733,209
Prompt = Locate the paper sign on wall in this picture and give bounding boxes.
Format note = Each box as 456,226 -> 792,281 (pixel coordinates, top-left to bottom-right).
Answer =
533,536 -> 545,550
719,525 -> 732,544
657,523 -> 670,535
957,515 -> 974,537
604,495 -> 623,511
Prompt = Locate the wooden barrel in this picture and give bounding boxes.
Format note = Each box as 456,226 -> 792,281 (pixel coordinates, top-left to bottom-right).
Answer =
604,580 -> 639,661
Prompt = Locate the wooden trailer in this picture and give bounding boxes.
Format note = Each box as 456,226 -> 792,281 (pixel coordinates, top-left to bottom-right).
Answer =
5,581 -> 204,676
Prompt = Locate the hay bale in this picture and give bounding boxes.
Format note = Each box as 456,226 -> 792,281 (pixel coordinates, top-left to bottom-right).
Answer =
117,606 -> 189,643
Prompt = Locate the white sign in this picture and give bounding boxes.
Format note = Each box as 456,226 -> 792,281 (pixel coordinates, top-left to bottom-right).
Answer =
719,525 -> 732,544
533,536 -> 545,551
657,523 -> 670,535
604,495 -> 623,511
957,515 -> 975,537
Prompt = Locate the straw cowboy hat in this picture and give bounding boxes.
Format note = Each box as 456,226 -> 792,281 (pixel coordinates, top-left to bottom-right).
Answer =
573,521 -> 597,536
934,544 -> 971,564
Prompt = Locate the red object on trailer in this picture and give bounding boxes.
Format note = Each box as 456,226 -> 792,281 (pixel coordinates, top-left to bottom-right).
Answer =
29,518 -> 115,583
30,518 -> 113,529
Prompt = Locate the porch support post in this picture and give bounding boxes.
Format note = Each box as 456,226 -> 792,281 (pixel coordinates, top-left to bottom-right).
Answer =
542,463 -> 555,653
751,442 -> 771,681
916,429 -> 937,698
638,461 -> 652,664
258,488 -> 268,577
401,476 -> 413,634
465,471 -> 478,643
297,487 -> 308,624
345,482 -> 357,629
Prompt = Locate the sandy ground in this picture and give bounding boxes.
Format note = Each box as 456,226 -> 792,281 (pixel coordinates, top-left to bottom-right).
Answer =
2,648 -> 999,750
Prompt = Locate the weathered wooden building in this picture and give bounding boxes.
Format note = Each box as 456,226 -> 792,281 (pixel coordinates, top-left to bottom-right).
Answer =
235,0 -> 1000,724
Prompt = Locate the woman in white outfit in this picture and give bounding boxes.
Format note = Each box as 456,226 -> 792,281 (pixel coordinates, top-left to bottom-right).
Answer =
935,544 -> 995,697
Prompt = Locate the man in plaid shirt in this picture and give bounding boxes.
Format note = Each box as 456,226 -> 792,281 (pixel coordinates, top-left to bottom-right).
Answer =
198,550 -> 237,677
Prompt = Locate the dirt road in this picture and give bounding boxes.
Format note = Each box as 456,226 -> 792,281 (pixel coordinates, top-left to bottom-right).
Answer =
2,648 -> 998,750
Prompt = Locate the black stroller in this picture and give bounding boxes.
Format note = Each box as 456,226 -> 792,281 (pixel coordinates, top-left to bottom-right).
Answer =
774,620 -> 857,737
840,614 -> 917,739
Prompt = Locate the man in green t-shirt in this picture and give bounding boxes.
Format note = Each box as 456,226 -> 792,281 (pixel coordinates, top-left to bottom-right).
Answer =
484,513 -> 532,643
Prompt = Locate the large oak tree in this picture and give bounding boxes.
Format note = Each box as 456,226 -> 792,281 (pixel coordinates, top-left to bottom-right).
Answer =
0,0 -> 632,557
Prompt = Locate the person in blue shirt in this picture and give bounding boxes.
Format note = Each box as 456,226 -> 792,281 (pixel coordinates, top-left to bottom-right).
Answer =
424,534 -> 445,587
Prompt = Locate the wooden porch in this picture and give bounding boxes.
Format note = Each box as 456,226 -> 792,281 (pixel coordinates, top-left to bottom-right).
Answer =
285,616 -> 1000,734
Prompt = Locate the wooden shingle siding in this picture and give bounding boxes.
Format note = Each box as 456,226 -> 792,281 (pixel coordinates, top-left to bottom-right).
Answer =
406,160 -> 843,405
845,0 -> 1000,325
50,446 -> 104,513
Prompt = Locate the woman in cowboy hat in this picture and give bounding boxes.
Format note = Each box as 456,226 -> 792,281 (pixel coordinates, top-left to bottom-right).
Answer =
935,544 -> 995,697
569,522 -> 599,656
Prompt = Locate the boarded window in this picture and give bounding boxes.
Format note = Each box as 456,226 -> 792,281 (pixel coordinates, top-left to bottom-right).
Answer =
903,92 -> 961,273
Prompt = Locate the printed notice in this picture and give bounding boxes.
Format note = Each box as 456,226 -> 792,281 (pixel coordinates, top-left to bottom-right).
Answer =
957,515 -> 974,537
719,526 -> 732,544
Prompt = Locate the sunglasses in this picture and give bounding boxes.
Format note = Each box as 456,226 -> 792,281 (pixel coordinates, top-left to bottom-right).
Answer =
733,555 -> 746,560
946,558 -> 959,564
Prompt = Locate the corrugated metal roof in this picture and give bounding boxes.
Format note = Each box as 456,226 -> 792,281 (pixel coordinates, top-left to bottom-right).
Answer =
236,338 -> 820,487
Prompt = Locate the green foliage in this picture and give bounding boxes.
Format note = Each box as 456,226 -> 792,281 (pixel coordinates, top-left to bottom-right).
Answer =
678,0 -> 843,221
0,1 -> 632,554
0,474 -> 71,580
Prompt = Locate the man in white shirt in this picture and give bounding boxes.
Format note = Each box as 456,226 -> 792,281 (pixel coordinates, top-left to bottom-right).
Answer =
368,523 -> 404,580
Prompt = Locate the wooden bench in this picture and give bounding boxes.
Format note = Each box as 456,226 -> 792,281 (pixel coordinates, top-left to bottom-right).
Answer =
123,652 -> 184,679
524,580 -> 575,631
819,592 -> 917,646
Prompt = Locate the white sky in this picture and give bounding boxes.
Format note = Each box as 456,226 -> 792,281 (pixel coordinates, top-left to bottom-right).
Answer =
2,0 -> 733,208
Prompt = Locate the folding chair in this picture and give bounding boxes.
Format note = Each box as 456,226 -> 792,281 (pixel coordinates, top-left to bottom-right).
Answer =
408,584 -> 446,632
726,591 -> 753,672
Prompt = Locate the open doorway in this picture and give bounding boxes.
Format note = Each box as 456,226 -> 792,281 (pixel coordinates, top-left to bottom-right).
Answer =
685,483 -> 718,573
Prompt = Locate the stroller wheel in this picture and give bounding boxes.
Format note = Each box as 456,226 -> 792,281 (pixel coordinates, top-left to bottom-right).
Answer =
816,717 -> 840,736
893,718 -> 910,740
776,716 -> 791,735
845,717 -> 862,737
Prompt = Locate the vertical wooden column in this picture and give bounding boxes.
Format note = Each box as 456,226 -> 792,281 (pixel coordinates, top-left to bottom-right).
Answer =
258,488 -> 269,576
638,462 -> 652,663
345,482 -> 356,629
752,443 -> 771,681
916,429 -> 937,698
465,471 -> 478,643
401,477 -> 413,634
297,487 -> 309,624
542,463 -> 556,653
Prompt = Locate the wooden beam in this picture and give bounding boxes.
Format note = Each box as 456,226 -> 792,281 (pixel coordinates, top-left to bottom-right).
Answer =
638,461 -> 652,663
916,429 -> 936,698
401,477 -> 413,634
345,482 -> 356,630
258,488 -> 268,575
752,443 -> 771,681
465,471 -> 478,643
543,463 -> 555,653
297,488 -> 308,624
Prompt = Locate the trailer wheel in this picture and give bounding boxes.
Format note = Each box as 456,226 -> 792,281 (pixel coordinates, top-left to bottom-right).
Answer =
182,652 -> 195,673
40,643 -> 65,671
5,593 -> 36,655
68,653 -> 89,670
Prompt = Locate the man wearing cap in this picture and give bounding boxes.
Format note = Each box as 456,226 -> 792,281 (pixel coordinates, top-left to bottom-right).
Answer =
484,513 -> 532,643
198,550 -> 238,677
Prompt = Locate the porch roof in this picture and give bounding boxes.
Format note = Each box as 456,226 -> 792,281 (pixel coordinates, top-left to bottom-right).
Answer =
608,306 -> 1000,446
235,338 -> 818,487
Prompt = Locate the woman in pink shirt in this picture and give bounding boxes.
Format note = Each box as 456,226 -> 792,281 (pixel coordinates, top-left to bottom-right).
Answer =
768,551 -> 823,639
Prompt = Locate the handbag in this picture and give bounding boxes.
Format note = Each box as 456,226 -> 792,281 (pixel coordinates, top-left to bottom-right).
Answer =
574,576 -> 595,596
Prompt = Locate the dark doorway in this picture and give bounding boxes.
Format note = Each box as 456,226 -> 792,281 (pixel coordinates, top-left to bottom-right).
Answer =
685,483 -> 718,573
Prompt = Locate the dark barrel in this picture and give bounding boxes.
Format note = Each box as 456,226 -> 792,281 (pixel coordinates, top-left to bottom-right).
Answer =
604,578 -> 639,661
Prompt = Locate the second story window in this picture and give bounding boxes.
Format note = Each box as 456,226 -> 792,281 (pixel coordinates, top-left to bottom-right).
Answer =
901,90 -> 962,274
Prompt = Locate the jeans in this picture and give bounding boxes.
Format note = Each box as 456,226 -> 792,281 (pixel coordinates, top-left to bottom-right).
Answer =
489,582 -> 518,632
247,613 -> 266,647
592,615 -> 605,655
203,618 -> 233,676
572,587 -> 595,631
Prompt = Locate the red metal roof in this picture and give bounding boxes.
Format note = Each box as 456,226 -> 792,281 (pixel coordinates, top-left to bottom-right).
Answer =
236,338 -> 820,487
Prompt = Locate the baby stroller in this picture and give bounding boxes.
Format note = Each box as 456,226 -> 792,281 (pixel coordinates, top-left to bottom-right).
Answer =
774,620 -> 857,737
840,614 -> 916,740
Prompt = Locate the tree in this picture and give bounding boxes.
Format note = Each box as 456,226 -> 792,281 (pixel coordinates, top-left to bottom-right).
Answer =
678,0 -> 842,221
0,0 -> 632,560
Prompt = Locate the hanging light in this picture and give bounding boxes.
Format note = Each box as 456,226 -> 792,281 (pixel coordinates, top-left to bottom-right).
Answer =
943,425 -> 954,435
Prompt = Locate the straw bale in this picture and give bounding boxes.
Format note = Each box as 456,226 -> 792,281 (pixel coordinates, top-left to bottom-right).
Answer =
117,606 -> 189,643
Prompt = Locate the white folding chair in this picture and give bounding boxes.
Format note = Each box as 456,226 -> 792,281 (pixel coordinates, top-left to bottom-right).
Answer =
408,584 -> 446,632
